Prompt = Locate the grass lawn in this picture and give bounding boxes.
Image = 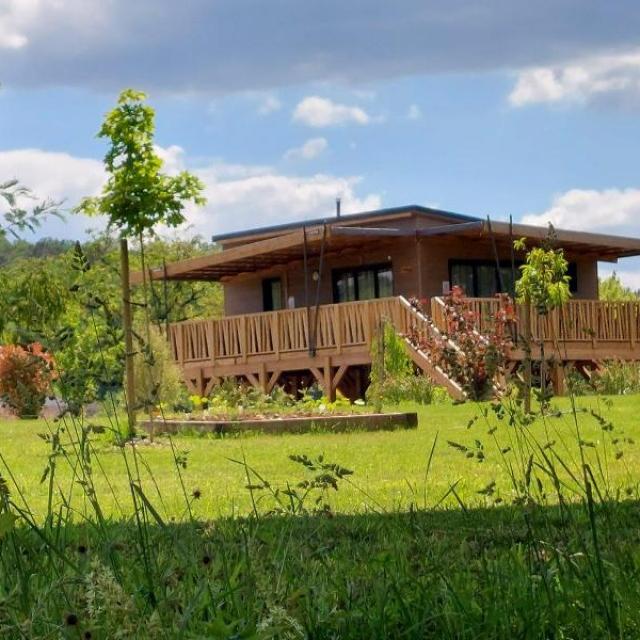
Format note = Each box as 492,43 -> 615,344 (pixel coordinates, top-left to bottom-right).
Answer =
2,393 -> 639,520
3,395 -> 640,637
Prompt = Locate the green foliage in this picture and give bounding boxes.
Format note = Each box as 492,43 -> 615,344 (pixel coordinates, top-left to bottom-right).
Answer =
0,257 -> 69,343
75,89 -> 206,237
599,271 -> 639,301
514,229 -> 571,314
0,179 -> 61,239
1,397 -> 640,636
0,235 -> 74,267
132,324 -> 184,413
178,379 -> 355,420
367,320 -> 443,408
592,361 -> 640,395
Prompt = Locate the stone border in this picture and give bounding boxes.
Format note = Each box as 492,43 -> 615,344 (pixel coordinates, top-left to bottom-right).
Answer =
139,412 -> 417,436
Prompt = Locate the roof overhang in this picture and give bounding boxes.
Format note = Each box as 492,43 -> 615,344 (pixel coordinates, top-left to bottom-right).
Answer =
130,215 -> 640,285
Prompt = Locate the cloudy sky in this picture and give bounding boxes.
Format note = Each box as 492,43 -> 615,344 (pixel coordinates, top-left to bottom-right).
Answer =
2,1 -> 640,284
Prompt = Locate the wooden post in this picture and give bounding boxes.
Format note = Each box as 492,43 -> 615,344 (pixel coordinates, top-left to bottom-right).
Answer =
523,300 -> 532,414
120,238 -> 136,434
415,235 -> 423,299
324,355 -> 334,401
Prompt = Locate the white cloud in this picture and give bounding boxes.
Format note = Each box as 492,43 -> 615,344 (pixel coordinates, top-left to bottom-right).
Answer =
0,147 -> 381,240
284,137 -> 328,161
0,148 -> 106,238
509,49 -> 640,107
0,0 -> 39,49
521,187 -> 640,234
190,166 -> 381,236
293,96 -> 372,127
257,94 -> 282,115
407,104 -> 422,120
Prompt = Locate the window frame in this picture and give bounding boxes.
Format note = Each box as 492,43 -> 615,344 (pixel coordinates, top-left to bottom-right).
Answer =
262,276 -> 283,311
448,259 -> 578,297
332,263 -> 394,303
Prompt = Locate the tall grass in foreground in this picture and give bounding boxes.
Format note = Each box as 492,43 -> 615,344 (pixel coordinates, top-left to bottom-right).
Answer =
1,392 -> 640,638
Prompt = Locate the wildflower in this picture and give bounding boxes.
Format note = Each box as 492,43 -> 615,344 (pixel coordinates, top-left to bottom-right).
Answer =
192,488 -> 202,500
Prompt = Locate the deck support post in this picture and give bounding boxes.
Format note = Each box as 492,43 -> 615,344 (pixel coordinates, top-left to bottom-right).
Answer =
324,355 -> 334,402
550,362 -> 566,396
259,363 -> 268,393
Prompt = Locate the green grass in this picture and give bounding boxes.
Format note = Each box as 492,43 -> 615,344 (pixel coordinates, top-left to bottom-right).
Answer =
3,395 -> 640,637
2,394 -> 639,520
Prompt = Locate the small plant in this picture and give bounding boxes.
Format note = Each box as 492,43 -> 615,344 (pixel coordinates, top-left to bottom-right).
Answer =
234,453 -> 354,516
592,360 -> 640,395
367,319 -> 442,409
0,343 -> 56,417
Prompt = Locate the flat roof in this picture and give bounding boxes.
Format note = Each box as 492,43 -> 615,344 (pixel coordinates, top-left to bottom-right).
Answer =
211,204 -> 479,243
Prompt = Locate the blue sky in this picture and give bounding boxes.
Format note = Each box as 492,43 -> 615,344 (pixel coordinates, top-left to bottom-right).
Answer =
2,1 -> 640,284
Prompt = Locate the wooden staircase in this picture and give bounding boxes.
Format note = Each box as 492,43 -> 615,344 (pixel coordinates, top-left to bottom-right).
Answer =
394,297 -> 467,401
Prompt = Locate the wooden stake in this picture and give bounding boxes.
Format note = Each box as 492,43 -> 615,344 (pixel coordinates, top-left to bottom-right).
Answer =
120,238 -> 136,434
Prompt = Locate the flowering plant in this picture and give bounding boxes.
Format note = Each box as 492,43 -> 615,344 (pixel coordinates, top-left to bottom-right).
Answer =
0,343 -> 56,417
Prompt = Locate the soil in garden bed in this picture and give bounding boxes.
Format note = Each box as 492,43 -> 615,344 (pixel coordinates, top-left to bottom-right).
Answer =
140,412 -> 418,436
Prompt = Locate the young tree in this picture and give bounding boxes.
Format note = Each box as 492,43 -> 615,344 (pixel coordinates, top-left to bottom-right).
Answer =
75,89 -> 206,432
515,227 -> 571,412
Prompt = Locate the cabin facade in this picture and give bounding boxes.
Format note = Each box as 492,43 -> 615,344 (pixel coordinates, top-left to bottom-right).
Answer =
135,205 -> 640,401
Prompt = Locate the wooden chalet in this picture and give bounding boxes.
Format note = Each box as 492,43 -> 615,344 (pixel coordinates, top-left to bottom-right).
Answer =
132,205 -> 640,400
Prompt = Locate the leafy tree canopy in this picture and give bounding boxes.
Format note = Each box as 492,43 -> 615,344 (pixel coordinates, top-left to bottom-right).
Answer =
514,228 -> 571,315
76,89 -> 206,237
599,272 -> 639,302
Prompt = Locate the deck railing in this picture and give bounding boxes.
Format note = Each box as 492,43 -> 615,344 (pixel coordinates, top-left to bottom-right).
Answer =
170,296 -> 640,368
169,297 -> 417,365
431,296 -> 640,346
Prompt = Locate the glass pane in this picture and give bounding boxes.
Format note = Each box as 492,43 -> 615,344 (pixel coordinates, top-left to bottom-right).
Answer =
377,268 -> 393,298
336,273 -> 356,302
499,266 -> 517,295
357,270 -> 376,300
451,263 -> 474,296
270,280 -> 283,310
477,264 -> 498,298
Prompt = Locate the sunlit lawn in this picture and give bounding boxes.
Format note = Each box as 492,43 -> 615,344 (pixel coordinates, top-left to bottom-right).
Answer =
2,394 -> 640,520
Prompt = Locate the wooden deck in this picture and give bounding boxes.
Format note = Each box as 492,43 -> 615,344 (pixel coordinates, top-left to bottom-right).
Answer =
169,296 -> 640,400
432,297 -> 640,362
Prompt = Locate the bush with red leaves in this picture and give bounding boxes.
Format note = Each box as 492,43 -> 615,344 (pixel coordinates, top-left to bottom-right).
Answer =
0,343 -> 56,418
409,287 -> 515,400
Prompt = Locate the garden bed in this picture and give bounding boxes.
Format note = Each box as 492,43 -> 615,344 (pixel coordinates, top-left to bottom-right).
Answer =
140,411 -> 418,435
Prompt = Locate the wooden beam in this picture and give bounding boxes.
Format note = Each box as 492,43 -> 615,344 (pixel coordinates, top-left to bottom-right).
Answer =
130,226 -> 326,284
267,370 -> 281,393
332,364 -> 348,390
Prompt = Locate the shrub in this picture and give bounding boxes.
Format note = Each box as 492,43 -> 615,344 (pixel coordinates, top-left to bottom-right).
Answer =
0,343 -> 56,417
367,320 -> 443,409
409,287 -> 514,400
592,360 -> 640,396
133,325 -> 185,413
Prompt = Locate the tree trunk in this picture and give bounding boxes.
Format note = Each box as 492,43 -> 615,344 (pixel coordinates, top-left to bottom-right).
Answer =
120,238 -> 136,435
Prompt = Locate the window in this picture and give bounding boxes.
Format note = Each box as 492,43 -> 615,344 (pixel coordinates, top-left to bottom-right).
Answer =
449,259 -> 579,297
262,277 -> 283,311
333,264 -> 394,303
